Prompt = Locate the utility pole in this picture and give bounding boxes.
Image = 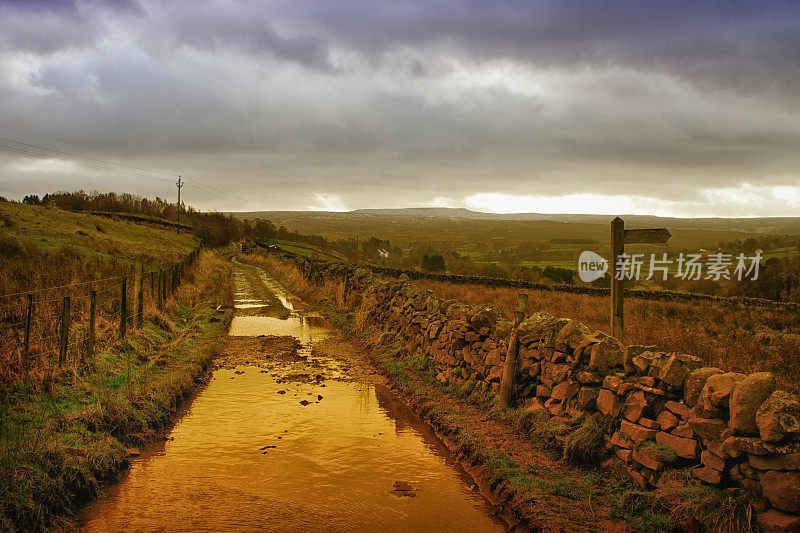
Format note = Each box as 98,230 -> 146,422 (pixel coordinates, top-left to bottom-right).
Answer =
176,175 -> 183,234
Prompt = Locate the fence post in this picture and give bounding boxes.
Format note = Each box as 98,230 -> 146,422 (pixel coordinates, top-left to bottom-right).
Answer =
120,277 -> 127,338
135,263 -> 144,329
59,296 -> 70,366
499,294 -> 529,408
87,290 -> 96,361
610,217 -> 624,340
23,293 -> 33,376
157,269 -> 163,310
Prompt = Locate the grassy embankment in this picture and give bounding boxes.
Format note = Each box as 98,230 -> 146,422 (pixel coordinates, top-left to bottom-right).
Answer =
238,252 -> 752,532
0,201 -> 198,384
407,279 -> 800,393
0,202 -> 233,531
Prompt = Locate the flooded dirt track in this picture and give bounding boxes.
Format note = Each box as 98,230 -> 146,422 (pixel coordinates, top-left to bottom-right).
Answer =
79,262 -> 504,532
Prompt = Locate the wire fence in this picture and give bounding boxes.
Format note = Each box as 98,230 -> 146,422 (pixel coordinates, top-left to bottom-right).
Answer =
0,246 -> 201,381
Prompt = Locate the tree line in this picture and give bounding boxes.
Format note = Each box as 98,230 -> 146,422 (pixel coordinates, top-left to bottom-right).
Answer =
23,191 -> 247,247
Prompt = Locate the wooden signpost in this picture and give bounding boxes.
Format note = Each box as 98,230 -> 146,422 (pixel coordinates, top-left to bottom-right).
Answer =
610,217 -> 671,340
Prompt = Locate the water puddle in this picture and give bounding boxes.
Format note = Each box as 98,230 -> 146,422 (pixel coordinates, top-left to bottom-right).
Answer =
78,264 -> 504,532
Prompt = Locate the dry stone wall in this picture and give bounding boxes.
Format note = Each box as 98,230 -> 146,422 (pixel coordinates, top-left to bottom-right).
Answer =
298,258 -> 800,530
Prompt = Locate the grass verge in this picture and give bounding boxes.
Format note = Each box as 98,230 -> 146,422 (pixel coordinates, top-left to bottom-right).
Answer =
0,251 -> 233,532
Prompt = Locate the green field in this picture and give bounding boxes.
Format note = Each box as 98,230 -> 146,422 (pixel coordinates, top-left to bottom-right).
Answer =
0,201 -> 198,269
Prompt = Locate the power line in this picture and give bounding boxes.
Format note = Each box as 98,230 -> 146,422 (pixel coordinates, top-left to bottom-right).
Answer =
0,137 -> 177,177
0,136 -> 265,211
180,176 -> 256,208
0,144 -> 173,183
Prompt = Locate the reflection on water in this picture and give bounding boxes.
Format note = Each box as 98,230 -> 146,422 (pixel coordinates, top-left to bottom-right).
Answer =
228,315 -> 329,344
78,264 -> 503,532
80,369 -> 502,532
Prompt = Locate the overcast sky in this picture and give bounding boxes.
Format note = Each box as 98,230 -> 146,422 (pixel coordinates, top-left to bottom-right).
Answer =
1,0 -> 799,216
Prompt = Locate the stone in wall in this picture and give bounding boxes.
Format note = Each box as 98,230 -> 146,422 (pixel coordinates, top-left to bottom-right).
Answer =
757,390 -> 800,443
588,336 -> 627,373
730,372 -> 778,435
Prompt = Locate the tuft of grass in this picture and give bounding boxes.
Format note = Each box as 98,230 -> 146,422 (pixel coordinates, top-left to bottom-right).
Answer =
562,415 -> 608,465
611,469 -> 756,532
637,441 -> 678,464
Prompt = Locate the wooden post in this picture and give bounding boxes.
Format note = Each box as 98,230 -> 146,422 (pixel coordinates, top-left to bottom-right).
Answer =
610,217 -> 625,340
59,296 -> 70,366
87,290 -> 96,360
120,277 -> 127,338
135,264 -> 144,329
157,270 -> 164,310
499,294 -> 529,408
176,176 -> 183,234
23,294 -> 32,376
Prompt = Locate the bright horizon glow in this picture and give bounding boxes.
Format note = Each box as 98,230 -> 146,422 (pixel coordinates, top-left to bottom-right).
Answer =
263,183 -> 800,218
463,184 -> 800,218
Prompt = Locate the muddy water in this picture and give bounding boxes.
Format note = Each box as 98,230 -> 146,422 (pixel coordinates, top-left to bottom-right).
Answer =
79,265 -> 503,532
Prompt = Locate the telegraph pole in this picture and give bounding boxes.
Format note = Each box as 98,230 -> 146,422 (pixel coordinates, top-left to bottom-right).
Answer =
176,175 -> 183,234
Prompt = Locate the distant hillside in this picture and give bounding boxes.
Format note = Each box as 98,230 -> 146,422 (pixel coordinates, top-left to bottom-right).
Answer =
229,208 -> 800,249
234,208 -> 800,234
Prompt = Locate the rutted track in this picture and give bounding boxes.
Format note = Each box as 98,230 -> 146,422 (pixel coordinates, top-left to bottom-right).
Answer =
79,262 -> 506,532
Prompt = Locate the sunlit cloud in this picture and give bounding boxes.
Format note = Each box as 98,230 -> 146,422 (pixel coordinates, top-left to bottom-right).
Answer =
307,193 -> 348,212
427,196 -> 457,208
465,192 -> 684,217
10,157 -> 82,175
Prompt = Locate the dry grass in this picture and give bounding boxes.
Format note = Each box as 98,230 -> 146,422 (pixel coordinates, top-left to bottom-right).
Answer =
235,252 -> 350,306
1,250 -> 232,531
412,278 -> 800,392
0,202 -> 200,389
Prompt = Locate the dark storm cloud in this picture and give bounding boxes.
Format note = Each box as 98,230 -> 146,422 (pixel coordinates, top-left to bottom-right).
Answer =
1,0 -> 799,215
294,1 -> 800,98
0,0 -> 141,54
